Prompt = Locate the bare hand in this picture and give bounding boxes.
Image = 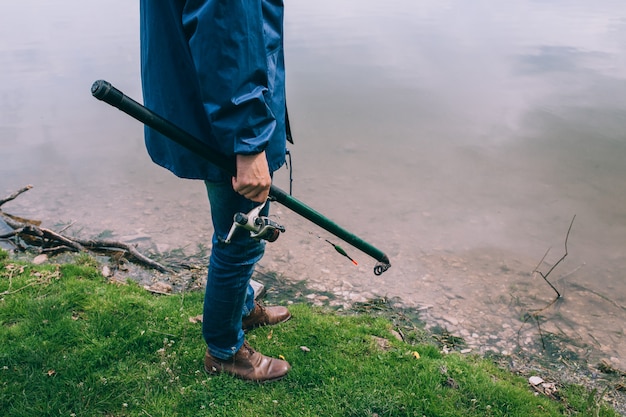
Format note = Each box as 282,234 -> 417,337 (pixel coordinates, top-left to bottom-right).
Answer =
232,152 -> 271,203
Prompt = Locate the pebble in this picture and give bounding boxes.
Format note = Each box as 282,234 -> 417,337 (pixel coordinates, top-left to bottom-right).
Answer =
33,254 -> 48,265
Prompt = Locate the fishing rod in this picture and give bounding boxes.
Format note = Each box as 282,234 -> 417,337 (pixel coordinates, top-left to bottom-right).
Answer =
91,80 -> 391,275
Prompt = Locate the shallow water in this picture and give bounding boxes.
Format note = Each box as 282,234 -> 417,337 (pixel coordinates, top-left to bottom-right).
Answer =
2,1 -> 626,367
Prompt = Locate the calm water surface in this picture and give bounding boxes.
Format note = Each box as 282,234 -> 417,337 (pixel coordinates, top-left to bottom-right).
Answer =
2,1 -> 626,365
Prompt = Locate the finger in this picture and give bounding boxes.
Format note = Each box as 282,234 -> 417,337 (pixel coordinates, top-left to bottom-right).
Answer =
232,178 -> 269,202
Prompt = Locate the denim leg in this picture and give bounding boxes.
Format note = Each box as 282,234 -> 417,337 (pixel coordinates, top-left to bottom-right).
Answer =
202,180 -> 268,360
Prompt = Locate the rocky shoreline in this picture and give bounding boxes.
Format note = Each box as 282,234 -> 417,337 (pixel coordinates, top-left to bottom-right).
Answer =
2,189 -> 624,414
4,243 -> 625,415
124,255 -> 626,415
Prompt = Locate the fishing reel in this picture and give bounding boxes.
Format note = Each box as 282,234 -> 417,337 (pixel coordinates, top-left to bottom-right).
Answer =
223,201 -> 285,244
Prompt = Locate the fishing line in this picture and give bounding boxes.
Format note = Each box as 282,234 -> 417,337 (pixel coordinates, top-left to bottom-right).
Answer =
309,232 -> 358,266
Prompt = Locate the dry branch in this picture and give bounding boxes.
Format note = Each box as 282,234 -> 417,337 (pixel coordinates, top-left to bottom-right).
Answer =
0,185 -> 33,207
72,237 -> 171,273
517,215 -> 576,350
531,215 -> 576,304
0,185 -> 171,273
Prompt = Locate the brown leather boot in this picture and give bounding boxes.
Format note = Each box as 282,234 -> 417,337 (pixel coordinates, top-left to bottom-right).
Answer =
242,302 -> 291,331
204,341 -> 291,382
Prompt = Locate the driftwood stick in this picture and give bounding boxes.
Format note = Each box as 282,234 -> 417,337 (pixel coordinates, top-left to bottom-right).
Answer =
0,185 -> 33,207
73,238 -> 171,273
40,245 -> 76,255
33,227 -> 85,252
0,212 -> 30,230
4,225 -> 171,273
4,224 -> 84,252
0,228 -> 22,239
0,186 -> 172,274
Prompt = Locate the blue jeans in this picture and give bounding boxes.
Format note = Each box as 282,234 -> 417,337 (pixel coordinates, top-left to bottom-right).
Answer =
202,180 -> 269,360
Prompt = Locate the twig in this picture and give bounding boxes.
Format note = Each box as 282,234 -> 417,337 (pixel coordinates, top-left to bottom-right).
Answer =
532,215 -> 576,307
57,221 -> 75,234
0,229 -> 21,239
0,280 -> 40,296
1,186 -> 172,273
0,185 -> 32,207
73,238 -> 171,273
0,211 -> 40,229
30,226 -> 86,252
517,215 -> 576,350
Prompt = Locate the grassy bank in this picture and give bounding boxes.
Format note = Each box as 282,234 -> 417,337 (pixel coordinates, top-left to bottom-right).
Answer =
0,250 -> 619,416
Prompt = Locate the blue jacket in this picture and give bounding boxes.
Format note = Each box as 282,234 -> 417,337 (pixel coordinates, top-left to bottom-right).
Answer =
139,0 -> 287,181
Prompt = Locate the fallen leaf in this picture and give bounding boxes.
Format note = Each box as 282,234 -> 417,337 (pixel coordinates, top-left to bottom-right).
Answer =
267,329 -> 273,340
47,369 -> 56,377
300,346 -> 311,353
412,351 -> 421,359
278,355 -> 286,361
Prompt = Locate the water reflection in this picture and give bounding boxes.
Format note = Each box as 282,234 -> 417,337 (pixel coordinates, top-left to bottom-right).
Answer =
2,0 -> 626,366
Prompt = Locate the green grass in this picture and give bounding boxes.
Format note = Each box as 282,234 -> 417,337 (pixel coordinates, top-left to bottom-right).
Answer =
0,250 -> 619,416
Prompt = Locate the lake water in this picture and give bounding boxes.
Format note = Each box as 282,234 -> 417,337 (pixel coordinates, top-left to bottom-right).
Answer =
2,1 -> 626,370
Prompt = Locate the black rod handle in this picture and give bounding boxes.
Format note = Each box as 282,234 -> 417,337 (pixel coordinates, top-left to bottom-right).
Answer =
91,80 -> 390,274
91,80 -> 236,175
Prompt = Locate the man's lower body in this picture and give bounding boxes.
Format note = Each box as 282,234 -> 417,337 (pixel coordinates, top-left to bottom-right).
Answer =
202,180 -> 291,382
